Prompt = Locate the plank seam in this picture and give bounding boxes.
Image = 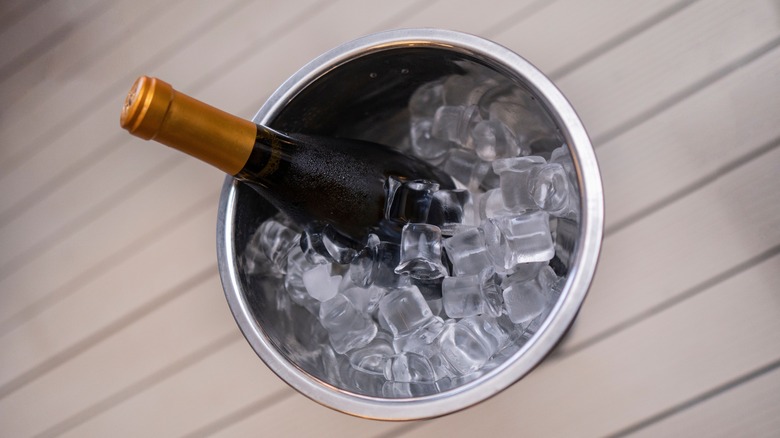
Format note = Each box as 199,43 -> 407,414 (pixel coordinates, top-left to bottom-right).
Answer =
605,135 -> 780,237
0,189 -> 217,335
0,265 -> 217,399
32,331 -> 240,438
592,35 -> 780,147
548,0 -> 701,80
606,358 -> 780,438
0,0 -> 115,82
0,0 -> 255,177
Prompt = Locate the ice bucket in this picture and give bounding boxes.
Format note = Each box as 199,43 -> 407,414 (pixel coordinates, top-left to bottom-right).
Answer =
216,28 -> 604,420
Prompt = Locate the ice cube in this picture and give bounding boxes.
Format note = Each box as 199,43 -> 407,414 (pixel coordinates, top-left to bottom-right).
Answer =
493,156 -> 546,211
442,148 -> 493,191
459,314 -> 513,353
441,271 -> 502,318
531,162 -> 575,216
409,80 -> 445,119
476,188 -> 511,220
395,223 -> 448,280
385,352 -> 437,383
483,211 -> 555,272
243,219 -> 299,275
441,74 -> 476,105
410,118 -> 454,164
437,320 -> 494,375
319,294 -> 377,354
283,246 -> 322,315
393,316 -> 445,356
349,332 -> 395,375
341,284 -> 386,315
349,240 -> 404,288
303,263 -> 342,302
502,269 -> 548,324
488,99 -> 558,154
377,285 -> 434,336
443,227 -> 492,276
431,105 -> 482,148
442,275 -> 485,318
472,119 -> 520,161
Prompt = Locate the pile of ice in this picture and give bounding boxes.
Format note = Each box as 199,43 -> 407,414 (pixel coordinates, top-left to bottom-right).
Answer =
242,69 -> 580,397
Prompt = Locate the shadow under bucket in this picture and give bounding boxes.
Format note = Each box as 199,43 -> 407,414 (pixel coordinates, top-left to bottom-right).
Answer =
217,29 -> 604,420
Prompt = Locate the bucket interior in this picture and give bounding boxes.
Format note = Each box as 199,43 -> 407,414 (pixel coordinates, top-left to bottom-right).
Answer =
225,44 -> 584,402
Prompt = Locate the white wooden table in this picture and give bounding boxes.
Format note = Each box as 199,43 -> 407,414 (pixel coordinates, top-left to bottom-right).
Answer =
1,0 -> 779,436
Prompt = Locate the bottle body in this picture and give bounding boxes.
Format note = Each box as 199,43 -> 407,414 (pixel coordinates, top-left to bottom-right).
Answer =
237,127 -> 454,245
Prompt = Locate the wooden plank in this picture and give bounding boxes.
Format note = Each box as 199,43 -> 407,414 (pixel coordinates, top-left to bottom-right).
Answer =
560,144 -> 780,352
0,0 -> 185,106
0,274 -> 246,437
0,204 -> 217,389
398,0 -> 537,33
551,0 -> 780,143
390,253 -> 780,437
56,337 -> 291,438
0,0 -> 253,162
0,156 -> 221,326
629,365 -> 780,438
597,43 -> 780,229
0,0 -> 106,75
490,0 -> 686,74
213,392 -> 401,438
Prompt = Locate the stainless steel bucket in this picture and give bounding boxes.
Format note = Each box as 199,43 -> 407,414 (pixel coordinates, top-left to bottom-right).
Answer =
217,28 -> 604,420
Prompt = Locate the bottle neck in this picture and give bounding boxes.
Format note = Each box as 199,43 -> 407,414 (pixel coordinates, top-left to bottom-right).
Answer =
120,76 -> 257,175
235,124 -> 295,182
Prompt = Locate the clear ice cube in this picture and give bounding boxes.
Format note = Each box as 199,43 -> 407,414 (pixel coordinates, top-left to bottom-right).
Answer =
441,271 -> 502,318
303,263 -> 342,302
378,285 -> 434,336
531,162 -> 575,216
341,284 -> 386,315
395,223 -> 448,280
385,352 -> 437,383
409,80 -> 445,119
243,219 -> 299,275
443,227 -> 492,276
349,332 -> 395,375
442,148 -> 493,191
431,105 -> 482,148
283,246 -> 322,315
502,267 -> 552,324
472,119 -> 520,161
493,156 -> 546,211
442,275 -> 485,318
319,293 -> 377,354
349,240 -> 404,288
476,188 -> 510,220
483,211 -> 554,272
459,314 -> 513,354
437,320 -> 494,375
393,316 -> 445,356
410,118 -> 454,164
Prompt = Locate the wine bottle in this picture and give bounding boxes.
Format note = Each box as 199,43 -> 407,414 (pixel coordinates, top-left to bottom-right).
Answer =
120,76 -> 454,246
